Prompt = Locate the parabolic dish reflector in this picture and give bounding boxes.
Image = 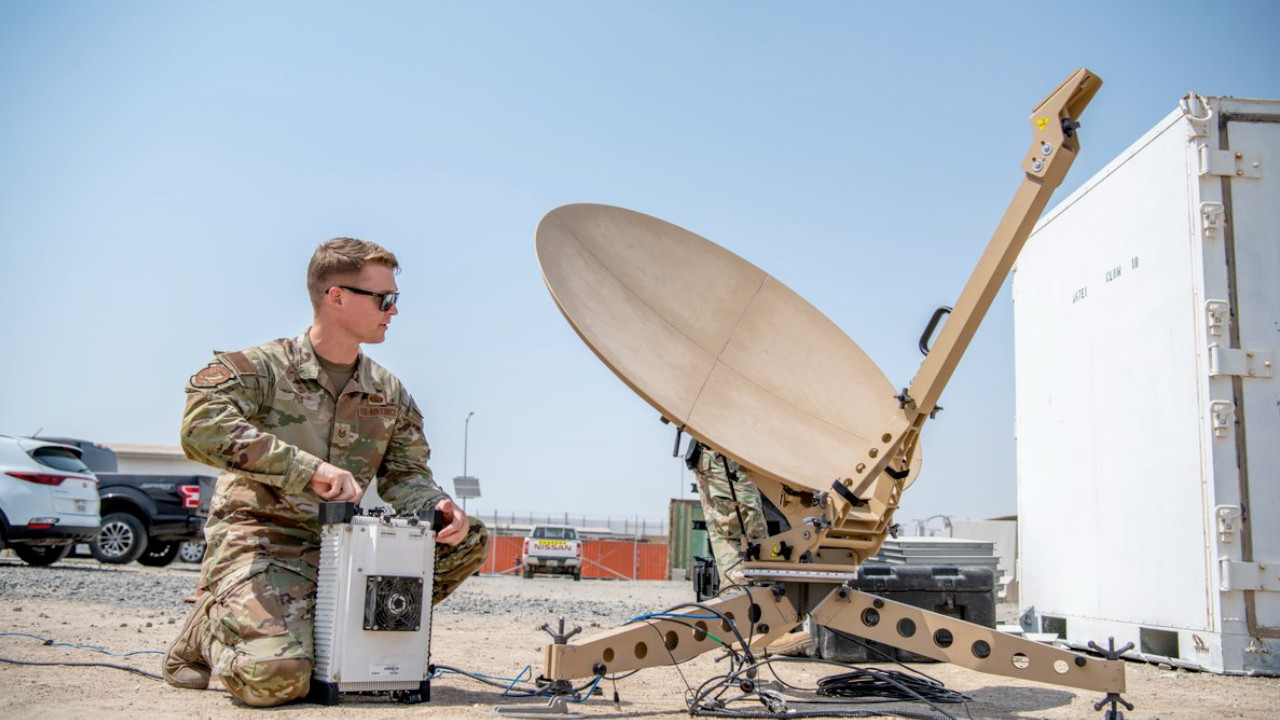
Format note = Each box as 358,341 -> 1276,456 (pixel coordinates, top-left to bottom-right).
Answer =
536,204 -> 917,489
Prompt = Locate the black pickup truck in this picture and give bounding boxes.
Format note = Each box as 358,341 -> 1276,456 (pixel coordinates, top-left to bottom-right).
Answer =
40,438 -> 214,566
93,471 -> 214,565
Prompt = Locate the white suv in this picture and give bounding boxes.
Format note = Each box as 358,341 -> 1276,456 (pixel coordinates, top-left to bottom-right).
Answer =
0,435 -> 100,566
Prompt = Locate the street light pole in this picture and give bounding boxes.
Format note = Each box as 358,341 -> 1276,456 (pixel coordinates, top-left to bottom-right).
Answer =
463,411 -> 474,512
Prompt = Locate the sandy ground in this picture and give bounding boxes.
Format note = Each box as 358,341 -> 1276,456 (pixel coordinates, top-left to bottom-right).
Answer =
2,557 -> 1278,720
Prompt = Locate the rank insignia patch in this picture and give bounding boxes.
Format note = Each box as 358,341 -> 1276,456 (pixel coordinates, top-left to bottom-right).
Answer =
191,362 -> 234,389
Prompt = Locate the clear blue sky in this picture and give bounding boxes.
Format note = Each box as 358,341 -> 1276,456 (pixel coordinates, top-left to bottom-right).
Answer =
2,1 -> 1277,528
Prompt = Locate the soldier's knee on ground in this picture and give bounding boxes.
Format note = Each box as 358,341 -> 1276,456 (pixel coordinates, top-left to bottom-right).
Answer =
224,656 -> 313,707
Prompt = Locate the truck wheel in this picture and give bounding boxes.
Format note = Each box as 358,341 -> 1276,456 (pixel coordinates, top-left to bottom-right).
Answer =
573,569 -> 581,582
137,540 -> 180,567
12,543 -> 72,567
522,565 -> 533,579
91,512 -> 148,564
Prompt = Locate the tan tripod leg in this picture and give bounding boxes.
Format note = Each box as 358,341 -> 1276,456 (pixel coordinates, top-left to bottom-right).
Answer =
811,587 -> 1125,694
543,585 -> 800,681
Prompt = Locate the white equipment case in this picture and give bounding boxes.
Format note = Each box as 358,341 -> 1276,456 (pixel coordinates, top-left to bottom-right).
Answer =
1013,94 -> 1279,675
310,504 -> 436,703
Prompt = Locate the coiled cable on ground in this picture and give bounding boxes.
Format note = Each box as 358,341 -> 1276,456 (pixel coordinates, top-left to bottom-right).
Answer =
816,667 -> 969,704
683,620 -> 974,720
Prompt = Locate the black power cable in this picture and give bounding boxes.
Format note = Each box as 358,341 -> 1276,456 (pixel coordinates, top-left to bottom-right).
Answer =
0,655 -> 163,681
681,607 -> 976,720
689,655 -> 969,720
817,668 -> 968,704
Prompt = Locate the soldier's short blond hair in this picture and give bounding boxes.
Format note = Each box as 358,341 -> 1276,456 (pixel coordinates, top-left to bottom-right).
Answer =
307,237 -> 400,312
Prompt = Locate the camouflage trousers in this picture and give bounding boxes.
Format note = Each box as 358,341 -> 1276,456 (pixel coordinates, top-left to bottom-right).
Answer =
172,517 -> 489,707
431,515 -> 490,605
693,451 -> 767,587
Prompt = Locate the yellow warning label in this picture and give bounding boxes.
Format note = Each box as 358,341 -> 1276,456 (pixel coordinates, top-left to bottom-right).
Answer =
1036,117 -> 1050,131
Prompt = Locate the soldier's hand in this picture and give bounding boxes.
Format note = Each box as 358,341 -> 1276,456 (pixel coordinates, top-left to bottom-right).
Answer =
434,498 -> 467,547
310,462 -> 364,503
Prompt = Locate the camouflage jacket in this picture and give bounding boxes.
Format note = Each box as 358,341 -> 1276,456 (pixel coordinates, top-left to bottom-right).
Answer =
181,330 -> 450,588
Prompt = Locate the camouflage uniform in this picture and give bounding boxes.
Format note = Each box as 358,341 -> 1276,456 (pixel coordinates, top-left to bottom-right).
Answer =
693,447 -> 767,587
166,331 -> 488,706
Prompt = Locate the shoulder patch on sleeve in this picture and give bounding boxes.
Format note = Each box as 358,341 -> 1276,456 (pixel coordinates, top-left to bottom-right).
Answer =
190,361 -> 235,389
218,351 -> 257,376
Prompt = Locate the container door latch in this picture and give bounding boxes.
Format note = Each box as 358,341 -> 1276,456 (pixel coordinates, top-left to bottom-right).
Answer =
1216,505 -> 1241,543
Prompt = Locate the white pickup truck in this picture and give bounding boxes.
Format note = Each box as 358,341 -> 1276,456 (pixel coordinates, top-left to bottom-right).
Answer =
521,525 -> 582,580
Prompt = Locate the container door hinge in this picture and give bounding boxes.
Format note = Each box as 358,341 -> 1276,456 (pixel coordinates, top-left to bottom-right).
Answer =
1220,558 -> 1279,592
1210,401 -> 1236,438
1198,144 -> 1262,178
1209,345 -> 1275,378
1200,202 -> 1225,241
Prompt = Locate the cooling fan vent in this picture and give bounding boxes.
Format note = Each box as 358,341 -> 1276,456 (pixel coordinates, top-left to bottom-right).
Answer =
363,576 -> 424,632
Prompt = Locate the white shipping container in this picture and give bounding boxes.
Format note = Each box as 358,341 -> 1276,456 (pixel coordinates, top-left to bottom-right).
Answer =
1013,94 -> 1279,675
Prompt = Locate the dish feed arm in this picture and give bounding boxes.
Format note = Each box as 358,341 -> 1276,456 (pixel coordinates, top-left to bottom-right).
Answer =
749,69 -> 1103,574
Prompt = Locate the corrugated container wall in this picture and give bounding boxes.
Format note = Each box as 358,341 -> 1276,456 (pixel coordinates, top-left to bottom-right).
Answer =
1014,95 -> 1280,675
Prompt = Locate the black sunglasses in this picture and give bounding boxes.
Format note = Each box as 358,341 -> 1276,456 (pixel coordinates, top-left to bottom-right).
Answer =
334,285 -> 399,311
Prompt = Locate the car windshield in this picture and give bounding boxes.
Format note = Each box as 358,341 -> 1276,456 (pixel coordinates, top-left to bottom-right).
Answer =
31,446 -> 91,474
533,527 -> 576,540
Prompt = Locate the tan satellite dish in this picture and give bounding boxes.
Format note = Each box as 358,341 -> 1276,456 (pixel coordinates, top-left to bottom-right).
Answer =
535,203 -> 918,491
536,69 -> 1128,702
